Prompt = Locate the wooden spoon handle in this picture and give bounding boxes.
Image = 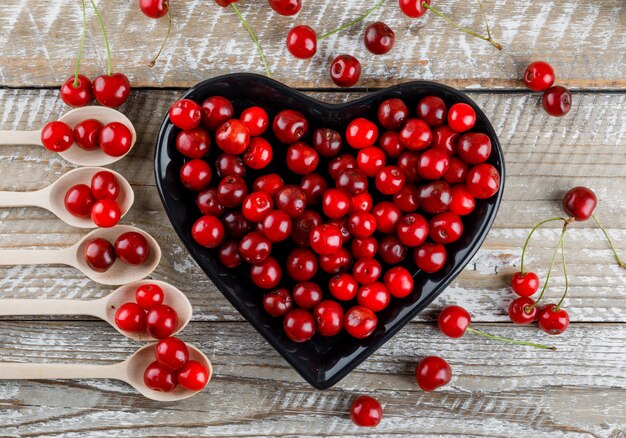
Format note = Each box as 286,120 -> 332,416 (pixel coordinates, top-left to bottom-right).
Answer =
0,190 -> 41,208
0,130 -> 42,146
0,299 -> 101,317
0,248 -> 72,266
0,362 -> 121,380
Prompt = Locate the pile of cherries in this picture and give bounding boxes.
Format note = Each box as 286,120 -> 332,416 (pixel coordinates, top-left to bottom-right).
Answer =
144,336 -> 210,392
114,283 -> 178,338
84,231 -> 151,273
167,92 -> 501,344
65,170 -> 124,227
41,118 -> 132,157
523,61 -> 572,117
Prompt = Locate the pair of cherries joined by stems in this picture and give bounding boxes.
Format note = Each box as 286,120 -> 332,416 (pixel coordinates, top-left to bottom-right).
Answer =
523,61 -> 572,117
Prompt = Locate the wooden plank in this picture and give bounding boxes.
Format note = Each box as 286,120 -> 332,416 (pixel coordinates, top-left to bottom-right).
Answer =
0,0 -> 624,89
0,321 -> 624,436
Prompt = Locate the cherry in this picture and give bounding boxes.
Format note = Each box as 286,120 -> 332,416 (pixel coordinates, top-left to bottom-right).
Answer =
357,147 -> 387,177
309,224 -> 342,255
438,305 -> 470,338
241,191 -> 274,222
216,119 -> 250,155
335,169 -> 368,197
393,185 -> 420,212
329,273 -> 359,301
144,361 -> 177,392
283,309 -> 315,343
41,121 -> 73,152
357,282 -> 390,312
508,296 -> 537,325
216,153 -> 246,178
201,96 -> 234,130
372,201 -> 402,234
353,258 -> 382,284
65,184 -> 95,217
379,131 -> 404,157
73,119 -> 103,151
217,175 -> 248,207
91,199 -> 121,228
429,212 -> 463,244
375,165 -> 406,195
349,192 -> 374,215
397,151 -> 422,183
538,304 -> 570,335
240,106 -> 269,136
84,238 -> 116,272
417,96 -> 447,127
364,21 -> 395,55
99,122 -> 133,157
263,288 -> 293,317
399,0 -> 430,18
90,170 -> 119,200
136,283 -> 164,310
328,217 -> 352,244
350,395 -> 383,427
287,25 -> 317,59
239,232 -> 271,263
384,266 -> 414,298
330,55 -> 361,88
523,61 -> 555,92
417,181 -> 452,214
275,185 -> 307,218
290,210 -> 322,246
169,99 -> 202,130
449,185 -> 476,216
346,118 -> 379,149
268,0 -> 302,16
321,189 -> 350,219
313,128 -> 342,157
218,240 -> 242,268
399,119 -> 432,150
286,248 -> 318,281
286,142 -> 319,175
180,159 -> 212,191
140,0 -> 168,18
413,242 -> 447,273
60,75 -> 92,107
92,73 -> 131,108
431,125 -> 460,156
466,163 -> 500,199
417,149 -> 450,180
146,304 -> 179,339
300,173 -> 328,205
272,109 -> 308,144
155,337 -> 189,370
197,188 -> 224,216
292,282 -> 323,309
443,158 -> 469,184
177,360 -> 210,391
114,231 -> 150,265
215,0 -> 239,6
319,247 -> 353,274
348,213 -> 377,238
222,211 -> 251,239
328,154 -> 357,179
511,272 -> 540,297
115,302 -> 146,332
351,237 -> 378,259
447,103 -> 476,133
261,210 -> 292,242
253,174 -> 284,196
313,300 -> 344,337
250,256 -> 282,289
396,213 -> 429,247
415,356 -> 451,392
563,186 -> 597,221
458,133 -> 492,164
344,306 -> 377,338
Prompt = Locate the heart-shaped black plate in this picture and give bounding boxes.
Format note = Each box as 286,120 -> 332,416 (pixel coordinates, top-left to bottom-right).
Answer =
155,73 -> 505,389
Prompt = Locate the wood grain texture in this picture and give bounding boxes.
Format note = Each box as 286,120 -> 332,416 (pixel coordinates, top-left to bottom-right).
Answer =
0,0 -> 624,89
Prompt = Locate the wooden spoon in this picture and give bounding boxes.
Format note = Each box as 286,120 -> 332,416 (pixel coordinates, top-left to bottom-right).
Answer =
0,167 -> 134,228
0,225 -> 161,285
0,106 -> 137,166
0,342 -> 212,402
0,280 -> 192,341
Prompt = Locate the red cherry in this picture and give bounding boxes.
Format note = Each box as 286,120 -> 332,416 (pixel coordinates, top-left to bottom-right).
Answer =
272,109 -> 308,144
379,131 -> 404,157
313,300 -> 344,337
215,0 -> 239,6
216,119 -> 250,154
60,75 -> 92,107
287,25 -> 317,59
399,119 -> 432,150
84,238 -> 116,272
431,125 -> 460,156
352,258 -> 382,284
91,199 -> 121,228
447,103 -> 476,133
216,153 -> 246,178
115,302 -> 146,332
330,55 -> 361,88
329,273 -> 359,301
261,210 -> 292,242
344,306 -> 377,339
443,158 -> 469,184
417,96 -> 447,127
275,185 -> 307,218
99,122 -> 133,157
253,174 -> 284,196
241,191 -> 274,223
417,148 -> 450,180
146,304 -> 179,339
413,242 -> 447,273
347,212 -> 377,238
466,164 -> 500,199
217,240 -> 242,268
393,184 -> 420,212
201,96 -> 234,130
508,296 -> 537,325
458,133 -> 492,164
65,184 -> 95,217
239,232 -> 271,263
90,170 -> 119,200
563,186 -> 597,221
511,272 -> 540,297
41,121 -> 73,152
328,154 -> 357,179
309,224 -> 342,255
349,192 -> 374,215
322,189 -> 350,219
286,248 -> 318,282
399,0 -> 431,18
268,0 -> 302,16
176,127 -> 210,158
538,304 -> 570,335
449,185 -> 476,216
429,211 -> 463,244
136,283 -> 164,310
523,61 -> 555,92
364,21 -> 395,55
351,237 -> 378,259
438,305 -> 470,338
396,213 -> 429,247
371,201 -> 401,234
177,360 -> 210,391
350,395 -> 383,427
397,151 -> 421,183
384,266 -> 414,298
180,159 -> 212,191
378,236 -> 407,264
222,211 -> 251,239
114,231 -> 151,264
292,282 -> 323,309
335,168 -> 368,196
283,309 -> 315,342
250,256 -> 282,289
357,282 -> 390,312
327,217 -> 352,244
140,0 -> 168,18
144,361 -> 177,392
73,119 -> 103,151
357,147 -> 387,177
263,288 -> 293,317
169,99 -> 202,130
346,118 -> 378,149
217,175 -> 248,208
300,173 -> 328,205
290,210 -> 322,246
238,106 -> 268,137
286,142 -> 319,175
375,165 -> 406,195
155,337 -> 189,370
415,356 -> 451,392
92,73 -> 131,108
319,247 -> 353,274
313,128 -> 342,157
417,181 -> 452,214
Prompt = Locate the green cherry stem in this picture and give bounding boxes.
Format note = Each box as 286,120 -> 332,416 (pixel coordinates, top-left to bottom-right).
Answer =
421,1 -> 503,50
475,0 -> 492,41
148,0 -> 172,67
318,0 -> 386,41
89,0 -> 112,75
230,3 -> 271,78
592,214 -> 626,269
73,0 -> 87,87
555,236 -> 569,311
520,217 -> 567,275
466,327 -> 556,351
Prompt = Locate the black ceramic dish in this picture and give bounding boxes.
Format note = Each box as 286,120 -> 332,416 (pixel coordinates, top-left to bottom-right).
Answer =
155,73 -> 505,390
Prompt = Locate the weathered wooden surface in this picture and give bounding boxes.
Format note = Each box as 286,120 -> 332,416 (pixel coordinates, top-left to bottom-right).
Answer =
0,0 -> 624,89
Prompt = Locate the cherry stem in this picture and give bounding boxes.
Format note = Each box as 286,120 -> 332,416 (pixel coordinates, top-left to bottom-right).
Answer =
475,0 -> 491,41
318,0 -> 386,41
421,1 -> 502,50
148,0 -> 171,68
592,214 -> 626,269
520,217 -> 567,275
73,0 -> 87,87
527,223 -> 569,312
555,237 -> 569,311
466,327 -> 556,351
230,3 -> 271,78
89,0 -> 112,76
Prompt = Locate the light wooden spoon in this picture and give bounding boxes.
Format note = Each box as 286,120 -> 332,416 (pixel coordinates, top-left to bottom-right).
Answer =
0,106 -> 136,166
0,167 -> 134,228
0,225 -> 161,285
0,280 -> 192,341
0,342 -> 212,402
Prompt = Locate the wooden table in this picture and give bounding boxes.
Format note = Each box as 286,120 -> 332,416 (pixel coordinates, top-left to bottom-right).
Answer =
1,0 -> 625,436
